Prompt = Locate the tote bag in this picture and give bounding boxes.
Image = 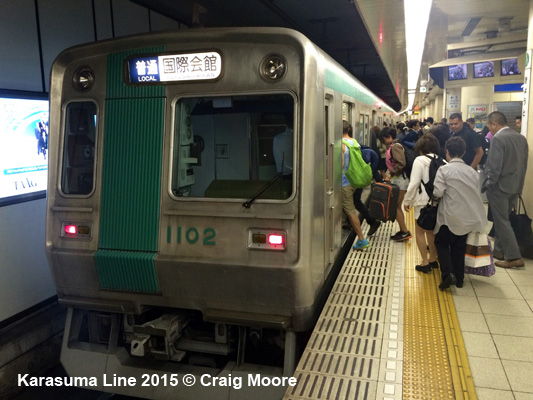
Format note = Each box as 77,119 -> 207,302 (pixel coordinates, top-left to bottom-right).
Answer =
465,236 -> 495,277
465,232 -> 491,268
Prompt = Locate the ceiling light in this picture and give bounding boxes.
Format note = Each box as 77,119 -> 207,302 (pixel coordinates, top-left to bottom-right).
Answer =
462,17 -> 482,37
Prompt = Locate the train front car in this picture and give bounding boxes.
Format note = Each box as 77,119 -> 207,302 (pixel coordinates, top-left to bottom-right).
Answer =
45,28 -> 345,399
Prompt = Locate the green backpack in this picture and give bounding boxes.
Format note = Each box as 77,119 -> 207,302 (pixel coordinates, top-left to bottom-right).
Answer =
343,139 -> 372,188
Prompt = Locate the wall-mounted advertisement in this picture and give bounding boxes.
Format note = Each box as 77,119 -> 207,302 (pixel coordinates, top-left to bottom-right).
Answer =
468,104 -> 488,130
0,96 -> 49,205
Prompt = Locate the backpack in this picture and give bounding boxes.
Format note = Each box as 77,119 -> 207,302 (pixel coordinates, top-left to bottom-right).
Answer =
421,154 -> 446,198
386,143 -> 417,178
343,139 -> 373,188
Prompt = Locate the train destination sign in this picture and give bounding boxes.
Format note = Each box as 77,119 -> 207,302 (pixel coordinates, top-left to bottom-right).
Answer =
128,51 -> 222,83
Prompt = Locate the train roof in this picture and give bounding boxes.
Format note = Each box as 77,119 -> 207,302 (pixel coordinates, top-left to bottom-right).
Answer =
53,27 -> 396,114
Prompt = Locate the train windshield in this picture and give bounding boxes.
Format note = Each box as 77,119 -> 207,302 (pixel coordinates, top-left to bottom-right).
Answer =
171,93 -> 294,200
61,101 -> 97,195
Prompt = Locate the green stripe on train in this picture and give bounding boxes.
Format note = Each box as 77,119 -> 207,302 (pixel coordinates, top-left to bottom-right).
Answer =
325,67 -> 395,113
95,250 -> 159,293
96,49 -> 165,292
106,47 -> 165,98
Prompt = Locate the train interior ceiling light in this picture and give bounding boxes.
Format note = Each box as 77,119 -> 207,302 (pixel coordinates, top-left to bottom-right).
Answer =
0,95 -> 49,207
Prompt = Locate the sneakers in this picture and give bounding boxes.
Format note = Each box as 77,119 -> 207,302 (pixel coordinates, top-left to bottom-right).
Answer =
439,273 -> 457,291
390,231 -> 412,241
367,220 -> 381,236
354,238 -> 370,250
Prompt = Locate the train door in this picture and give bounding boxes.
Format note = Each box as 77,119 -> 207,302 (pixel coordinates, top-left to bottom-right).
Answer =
324,95 -> 337,267
358,114 -> 365,144
364,114 -> 370,146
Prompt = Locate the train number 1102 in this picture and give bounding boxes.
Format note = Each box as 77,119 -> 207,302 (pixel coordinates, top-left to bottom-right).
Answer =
166,226 -> 216,245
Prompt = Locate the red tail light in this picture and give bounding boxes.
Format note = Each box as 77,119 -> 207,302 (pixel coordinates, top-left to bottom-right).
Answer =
268,234 -> 284,245
248,229 -> 286,250
65,225 -> 77,234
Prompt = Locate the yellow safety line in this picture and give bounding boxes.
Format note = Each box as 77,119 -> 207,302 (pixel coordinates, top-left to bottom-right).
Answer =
432,258 -> 477,400
403,209 -> 477,400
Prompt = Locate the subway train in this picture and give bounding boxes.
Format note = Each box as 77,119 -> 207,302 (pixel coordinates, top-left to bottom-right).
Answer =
45,27 -> 397,399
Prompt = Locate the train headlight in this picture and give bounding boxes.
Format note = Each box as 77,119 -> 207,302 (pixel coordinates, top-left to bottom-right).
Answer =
73,67 -> 95,92
260,55 -> 287,82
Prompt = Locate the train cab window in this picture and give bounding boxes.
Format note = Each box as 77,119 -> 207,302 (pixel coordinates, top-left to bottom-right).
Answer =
171,94 -> 295,200
61,102 -> 97,195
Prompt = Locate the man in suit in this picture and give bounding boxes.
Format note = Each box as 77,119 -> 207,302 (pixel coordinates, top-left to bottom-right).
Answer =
482,111 -> 529,268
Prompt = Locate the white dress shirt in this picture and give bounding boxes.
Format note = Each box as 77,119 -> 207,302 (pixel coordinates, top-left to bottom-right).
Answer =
433,158 -> 487,236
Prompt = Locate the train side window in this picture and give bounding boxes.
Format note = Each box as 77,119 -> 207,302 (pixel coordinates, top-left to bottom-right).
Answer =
171,94 -> 294,200
61,102 -> 97,195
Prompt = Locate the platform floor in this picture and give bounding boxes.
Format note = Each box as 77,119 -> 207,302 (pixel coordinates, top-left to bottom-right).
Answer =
285,210 -> 533,400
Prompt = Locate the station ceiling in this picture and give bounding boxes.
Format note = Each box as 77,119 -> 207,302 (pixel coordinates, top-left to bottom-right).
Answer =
133,0 -> 531,114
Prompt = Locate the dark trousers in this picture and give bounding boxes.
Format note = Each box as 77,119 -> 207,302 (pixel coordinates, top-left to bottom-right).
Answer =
435,225 -> 467,284
353,188 -> 376,225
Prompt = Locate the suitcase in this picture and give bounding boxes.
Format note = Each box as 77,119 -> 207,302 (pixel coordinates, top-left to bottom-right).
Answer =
368,182 -> 399,222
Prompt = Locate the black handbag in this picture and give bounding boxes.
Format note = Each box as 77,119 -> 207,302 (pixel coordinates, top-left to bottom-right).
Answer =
510,196 -> 533,259
417,202 -> 438,231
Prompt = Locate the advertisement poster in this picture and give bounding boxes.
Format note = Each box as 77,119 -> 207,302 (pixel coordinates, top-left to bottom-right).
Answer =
0,97 -> 49,201
468,104 -> 488,130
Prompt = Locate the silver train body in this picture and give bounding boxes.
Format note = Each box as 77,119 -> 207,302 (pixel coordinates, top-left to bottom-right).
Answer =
45,27 -> 396,398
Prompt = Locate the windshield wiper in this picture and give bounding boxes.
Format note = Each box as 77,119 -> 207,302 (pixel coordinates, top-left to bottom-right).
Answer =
242,174 -> 282,208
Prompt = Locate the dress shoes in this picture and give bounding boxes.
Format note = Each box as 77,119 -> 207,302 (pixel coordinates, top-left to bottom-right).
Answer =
492,251 -> 504,260
439,273 -> 457,291
495,259 -> 525,269
415,264 -> 431,273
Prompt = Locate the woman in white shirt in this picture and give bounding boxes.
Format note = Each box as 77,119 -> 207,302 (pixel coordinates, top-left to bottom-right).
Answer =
404,133 -> 442,273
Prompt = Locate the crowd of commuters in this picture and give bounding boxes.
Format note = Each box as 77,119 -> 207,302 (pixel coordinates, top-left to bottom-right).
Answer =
341,111 -> 529,291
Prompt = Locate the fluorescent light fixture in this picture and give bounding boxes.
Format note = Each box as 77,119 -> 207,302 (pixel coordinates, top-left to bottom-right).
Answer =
404,0 -> 433,110
462,17 -> 482,37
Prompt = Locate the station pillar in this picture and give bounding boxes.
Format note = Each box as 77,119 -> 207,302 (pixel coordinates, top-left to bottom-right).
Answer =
523,0 -> 533,213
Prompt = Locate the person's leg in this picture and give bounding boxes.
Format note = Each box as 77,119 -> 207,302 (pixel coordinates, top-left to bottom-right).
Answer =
450,232 -> 467,286
353,188 -> 374,225
342,185 -> 366,242
426,230 -> 438,263
415,223 -> 429,265
434,226 -> 453,280
395,190 -> 408,232
348,212 -> 365,241
487,189 -> 521,261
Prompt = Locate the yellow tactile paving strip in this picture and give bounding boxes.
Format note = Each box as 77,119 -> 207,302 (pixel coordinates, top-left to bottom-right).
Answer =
403,210 -> 477,400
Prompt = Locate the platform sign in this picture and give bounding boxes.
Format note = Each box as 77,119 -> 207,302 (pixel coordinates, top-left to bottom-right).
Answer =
448,94 -> 460,110
521,50 -> 531,137
128,52 -> 222,83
